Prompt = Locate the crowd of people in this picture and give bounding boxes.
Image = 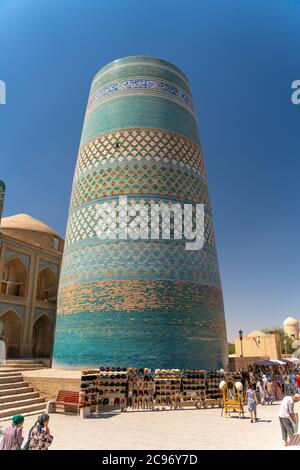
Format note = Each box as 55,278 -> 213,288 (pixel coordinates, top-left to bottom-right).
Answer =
241,364 -> 300,405
242,364 -> 300,445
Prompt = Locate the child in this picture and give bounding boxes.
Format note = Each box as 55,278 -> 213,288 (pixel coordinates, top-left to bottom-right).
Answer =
247,383 -> 258,423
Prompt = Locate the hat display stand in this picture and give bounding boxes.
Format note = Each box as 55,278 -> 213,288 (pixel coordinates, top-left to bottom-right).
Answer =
203,371 -> 222,408
79,369 -> 100,417
78,367 -> 245,417
224,372 -> 246,402
128,368 -> 155,411
98,367 -> 128,412
221,379 -> 245,418
154,369 -> 182,410
181,370 -> 206,409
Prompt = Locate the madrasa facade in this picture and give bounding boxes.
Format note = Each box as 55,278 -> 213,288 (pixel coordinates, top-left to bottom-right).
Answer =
0,180 -> 63,359
53,56 -> 228,370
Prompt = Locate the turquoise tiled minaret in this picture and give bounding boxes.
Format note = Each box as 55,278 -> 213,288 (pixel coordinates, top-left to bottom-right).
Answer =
53,56 -> 228,369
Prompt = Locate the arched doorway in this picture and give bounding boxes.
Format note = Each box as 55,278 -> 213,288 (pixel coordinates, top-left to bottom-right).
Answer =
1,258 -> 27,297
36,268 -> 58,302
0,309 -> 22,357
32,315 -> 53,357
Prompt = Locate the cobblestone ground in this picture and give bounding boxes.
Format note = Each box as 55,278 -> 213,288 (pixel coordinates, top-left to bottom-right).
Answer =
1,401 -> 299,450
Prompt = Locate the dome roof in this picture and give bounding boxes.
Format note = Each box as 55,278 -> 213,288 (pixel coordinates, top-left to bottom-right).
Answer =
283,316 -> 299,326
247,330 -> 266,338
0,180 -> 5,189
0,213 -> 59,237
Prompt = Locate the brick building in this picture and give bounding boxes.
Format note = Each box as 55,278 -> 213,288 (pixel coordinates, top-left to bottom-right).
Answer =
0,180 -> 63,359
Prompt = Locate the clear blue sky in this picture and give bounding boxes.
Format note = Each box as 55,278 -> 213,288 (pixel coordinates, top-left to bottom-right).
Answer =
0,0 -> 299,341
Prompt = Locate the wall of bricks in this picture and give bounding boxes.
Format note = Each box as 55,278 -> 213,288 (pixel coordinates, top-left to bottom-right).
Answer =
23,374 -> 80,402
229,356 -> 270,371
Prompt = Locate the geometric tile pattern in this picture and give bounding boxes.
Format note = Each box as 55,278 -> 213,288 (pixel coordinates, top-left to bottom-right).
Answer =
0,303 -> 25,320
65,198 -> 215,247
58,280 -> 224,316
75,128 -> 206,181
59,241 -> 221,288
34,308 -> 55,322
38,259 -> 59,276
5,249 -> 30,269
71,163 -> 210,211
87,78 -> 194,115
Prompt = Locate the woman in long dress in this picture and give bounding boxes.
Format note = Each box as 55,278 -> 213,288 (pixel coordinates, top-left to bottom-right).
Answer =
256,378 -> 266,405
274,374 -> 283,400
0,415 -> 24,450
27,413 -> 53,451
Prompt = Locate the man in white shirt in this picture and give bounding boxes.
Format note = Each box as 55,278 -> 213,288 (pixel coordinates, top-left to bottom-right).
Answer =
278,393 -> 299,445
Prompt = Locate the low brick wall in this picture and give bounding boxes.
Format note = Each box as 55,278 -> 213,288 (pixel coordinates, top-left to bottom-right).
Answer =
23,369 -> 81,402
228,356 -> 269,371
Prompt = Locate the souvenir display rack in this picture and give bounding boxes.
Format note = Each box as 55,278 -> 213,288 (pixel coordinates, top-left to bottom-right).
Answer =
154,369 -> 182,408
224,372 -> 246,401
79,367 -> 234,417
79,369 -> 100,409
221,378 -> 245,418
204,370 -> 222,407
181,369 -> 206,407
128,368 -> 155,410
225,372 -> 242,381
98,367 -> 128,409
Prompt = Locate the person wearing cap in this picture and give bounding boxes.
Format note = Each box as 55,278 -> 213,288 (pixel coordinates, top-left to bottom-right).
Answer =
0,415 -> 24,450
278,393 -> 299,446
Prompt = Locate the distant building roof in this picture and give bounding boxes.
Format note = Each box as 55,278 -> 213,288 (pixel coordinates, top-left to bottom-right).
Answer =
283,316 -> 299,326
0,213 -> 59,237
247,330 -> 266,338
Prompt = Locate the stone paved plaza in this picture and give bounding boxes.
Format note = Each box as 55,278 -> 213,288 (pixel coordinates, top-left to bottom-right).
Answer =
1,401 -> 299,450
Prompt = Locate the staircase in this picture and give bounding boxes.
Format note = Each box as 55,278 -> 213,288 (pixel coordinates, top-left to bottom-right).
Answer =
3,359 -> 47,372
0,362 -> 47,419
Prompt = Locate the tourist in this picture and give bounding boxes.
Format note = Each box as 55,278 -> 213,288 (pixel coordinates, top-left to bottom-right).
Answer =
256,378 -> 266,405
289,370 -> 296,394
26,413 -> 53,450
241,368 -> 250,389
283,373 -> 291,396
265,378 -> 275,405
0,415 -> 24,450
278,393 -> 299,446
295,371 -> 300,394
246,383 -> 258,422
262,374 -> 268,388
274,373 -> 283,400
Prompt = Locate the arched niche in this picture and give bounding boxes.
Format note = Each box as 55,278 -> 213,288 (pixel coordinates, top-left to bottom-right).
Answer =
32,314 -> 53,357
1,257 -> 27,297
0,309 -> 22,357
36,267 -> 58,302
